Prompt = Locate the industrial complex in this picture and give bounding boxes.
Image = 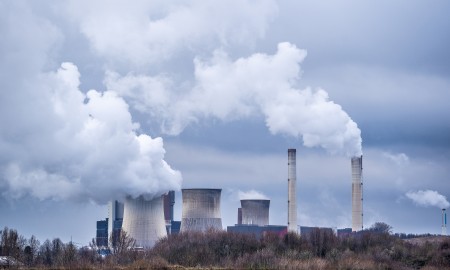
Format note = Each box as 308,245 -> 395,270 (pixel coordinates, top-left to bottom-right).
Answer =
96,149 -> 365,248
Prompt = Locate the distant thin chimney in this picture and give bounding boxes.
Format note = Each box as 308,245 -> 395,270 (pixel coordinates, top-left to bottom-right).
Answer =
288,149 -> 297,233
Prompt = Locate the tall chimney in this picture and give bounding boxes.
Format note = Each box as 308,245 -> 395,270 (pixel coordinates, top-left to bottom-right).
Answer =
442,208 -> 447,236
351,156 -> 363,232
288,149 -> 297,233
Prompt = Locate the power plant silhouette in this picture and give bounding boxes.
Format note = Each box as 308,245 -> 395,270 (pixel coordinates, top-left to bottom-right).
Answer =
96,149 -> 364,248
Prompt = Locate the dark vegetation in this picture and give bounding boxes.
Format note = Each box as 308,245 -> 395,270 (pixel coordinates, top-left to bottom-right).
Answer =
1,223 -> 450,269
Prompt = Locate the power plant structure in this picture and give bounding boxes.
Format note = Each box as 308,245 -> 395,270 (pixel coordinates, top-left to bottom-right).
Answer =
442,208 -> 447,236
108,200 -> 124,245
96,148 -> 370,248
287,149 -> 297,233
121,195 -> 167,248
240,199 -> 270,226
351,156 -> 363,232
181,188 -> 223,232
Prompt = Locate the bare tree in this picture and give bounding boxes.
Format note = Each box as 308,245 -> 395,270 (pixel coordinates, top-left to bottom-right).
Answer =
110,230 -> 136,255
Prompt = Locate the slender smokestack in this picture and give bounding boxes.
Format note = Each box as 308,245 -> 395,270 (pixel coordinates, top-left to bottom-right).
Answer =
241,199 -> 270,226
237,208 -> 242,225
288,149 -> 297,233
351,156 -> 363,232
442,208 -> 447,236
122,195 -> 167,248
181,188 -> 222,232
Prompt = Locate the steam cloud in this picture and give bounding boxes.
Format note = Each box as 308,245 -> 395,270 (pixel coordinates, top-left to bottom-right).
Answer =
238,189 -> 269,200
0,63 -> 181,203
406,190 -> 450,209
106,43 -> 362,156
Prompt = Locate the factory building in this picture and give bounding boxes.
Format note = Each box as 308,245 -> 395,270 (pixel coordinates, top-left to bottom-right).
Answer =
181,188 -> 222,232
96,219 -> 108,247
227,225 -> 287,239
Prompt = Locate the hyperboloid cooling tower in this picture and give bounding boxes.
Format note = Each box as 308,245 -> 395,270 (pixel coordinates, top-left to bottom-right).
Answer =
122,195 -> 167,248
351,156 -> 363,232
241,199 -> 270,226
288,149 -> 297,233
181,188 -> 222,232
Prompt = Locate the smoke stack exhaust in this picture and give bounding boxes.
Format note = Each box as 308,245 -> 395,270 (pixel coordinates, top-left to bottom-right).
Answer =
442,208 -> 447,236
351,156 -> 363,232
288,149 -> 297,233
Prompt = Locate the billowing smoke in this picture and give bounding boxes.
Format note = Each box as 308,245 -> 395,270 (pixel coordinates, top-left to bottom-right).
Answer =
406,190 -> 450,209
238,190 -> 269,200
0,63 -> 181,203
106,43 -> 362,156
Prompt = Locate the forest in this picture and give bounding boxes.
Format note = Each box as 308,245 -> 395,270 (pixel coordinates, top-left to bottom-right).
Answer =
1,223 -> 450,269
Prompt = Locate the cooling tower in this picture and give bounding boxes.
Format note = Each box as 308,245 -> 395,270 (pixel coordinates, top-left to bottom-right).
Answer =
241,199 -> 270,226
288,149 -> 297,233
122,195 -> 167,248
351,156 -> 363,232
442,209 -> 447,236
181,188 -> 222,232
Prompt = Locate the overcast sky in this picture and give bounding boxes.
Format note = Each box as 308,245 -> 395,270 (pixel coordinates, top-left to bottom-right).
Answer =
1,0 -> 449,246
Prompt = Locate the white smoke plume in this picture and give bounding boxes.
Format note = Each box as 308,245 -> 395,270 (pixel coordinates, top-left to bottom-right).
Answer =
106,42 -> 362,156
67,0 -> 277,67
406,190 -> 450,209
0,63 -> 181,203
238,190 -> 269,200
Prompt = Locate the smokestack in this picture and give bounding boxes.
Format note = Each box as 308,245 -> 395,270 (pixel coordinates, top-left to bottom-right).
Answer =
181,188 -> 222,232
241,199 -> 270,226
288,149 -> 297,233
122,195 -> 167,248
351,156 -> 363,232
442,209 -> 447,236
237,208 -> 242,225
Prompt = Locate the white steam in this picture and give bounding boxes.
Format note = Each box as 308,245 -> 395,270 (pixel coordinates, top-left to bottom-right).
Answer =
406,190 -> 450,209
106,42 -> 362,156
0,63 -> 181,203
238,190 -> 269,200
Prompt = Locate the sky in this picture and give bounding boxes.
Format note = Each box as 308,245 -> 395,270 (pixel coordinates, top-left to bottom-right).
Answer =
1,0 -> 450,246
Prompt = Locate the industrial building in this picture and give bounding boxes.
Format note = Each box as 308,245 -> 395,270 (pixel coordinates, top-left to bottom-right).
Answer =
95,148 -> 365,248
95,219 -> 108,247
181,188 -> 223,232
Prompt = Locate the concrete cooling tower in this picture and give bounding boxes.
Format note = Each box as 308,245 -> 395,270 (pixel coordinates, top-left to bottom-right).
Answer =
241,199 -> 270,226
181,188 -> 222,232
351,156 -> 363,232
288,149 -> 297,233
122,195 -> 167,248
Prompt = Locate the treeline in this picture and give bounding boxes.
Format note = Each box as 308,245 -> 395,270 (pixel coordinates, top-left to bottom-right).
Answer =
1,224 -> 450,269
